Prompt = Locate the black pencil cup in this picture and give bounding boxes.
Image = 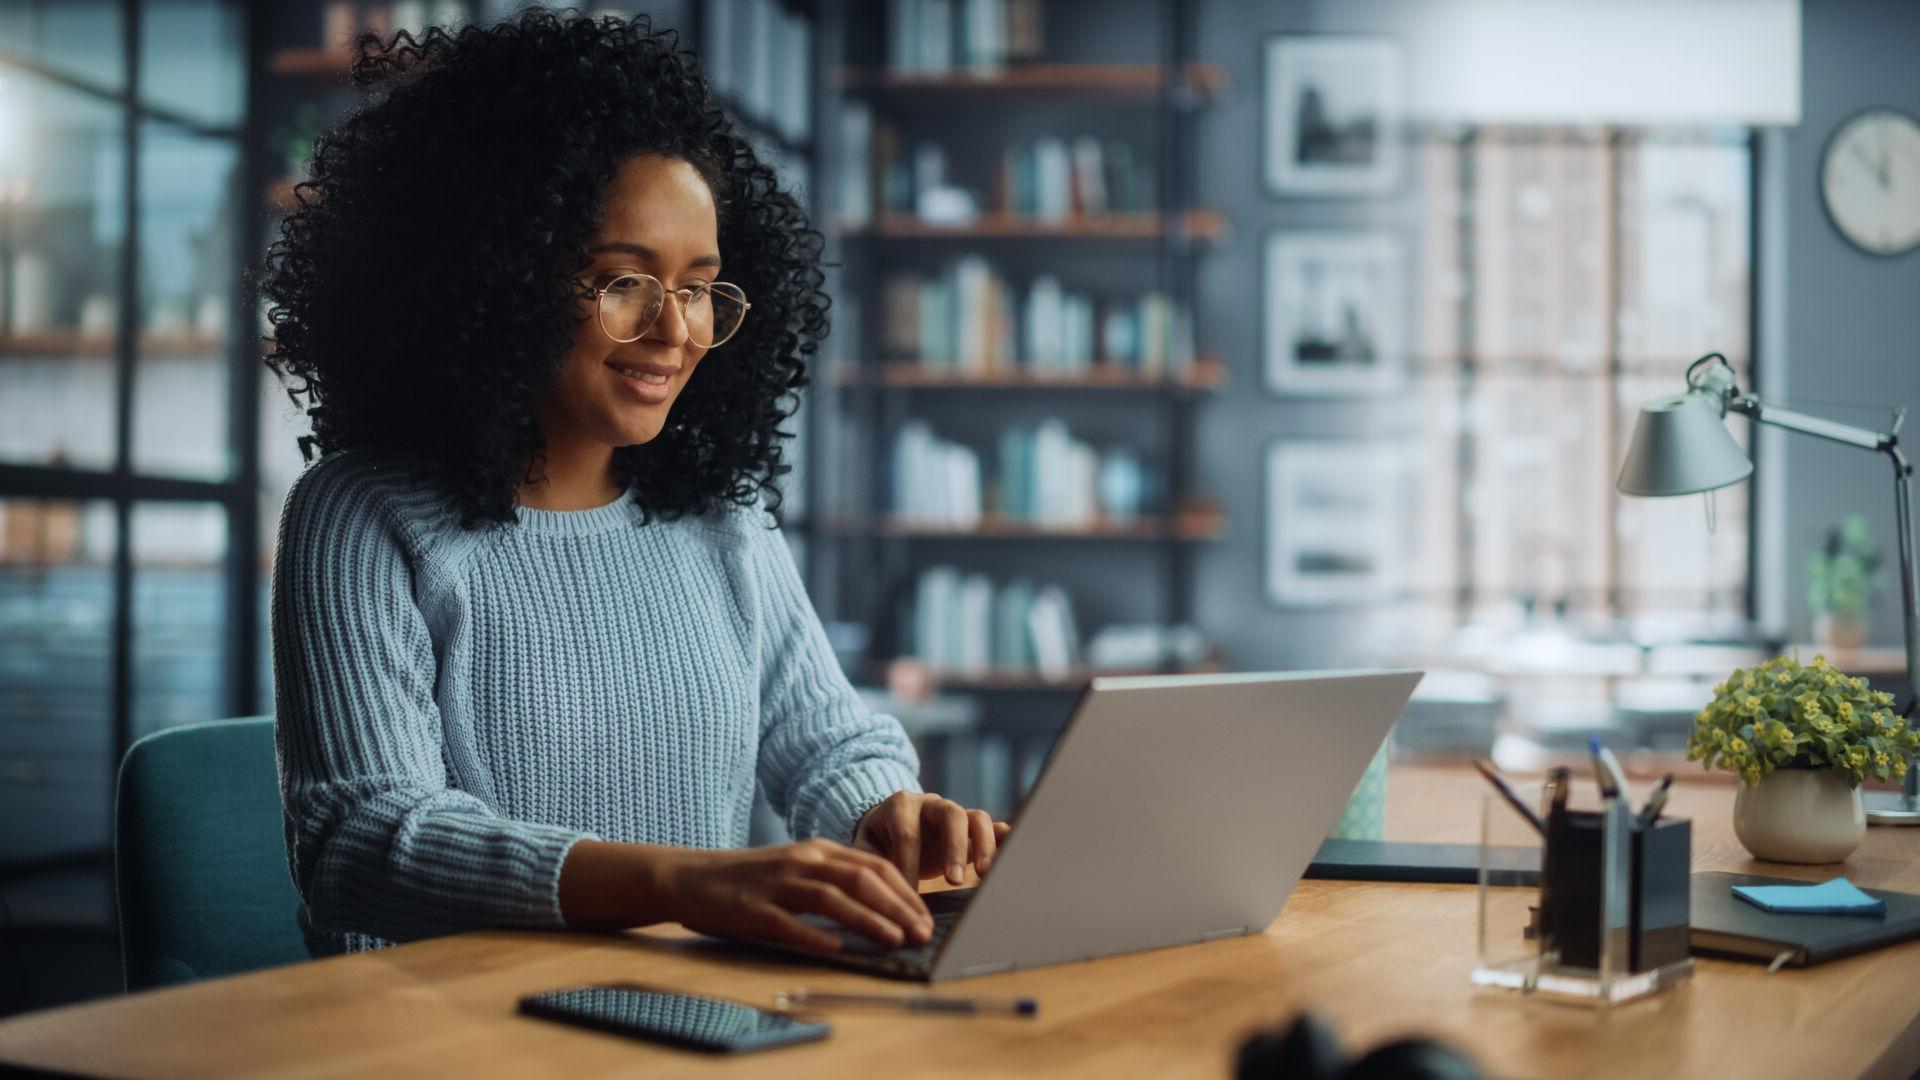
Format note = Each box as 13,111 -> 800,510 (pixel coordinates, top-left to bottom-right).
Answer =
1539,810 -> 1691,973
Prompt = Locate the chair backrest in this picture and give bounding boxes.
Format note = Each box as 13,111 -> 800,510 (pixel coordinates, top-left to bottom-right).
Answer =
115,716 -> 308,991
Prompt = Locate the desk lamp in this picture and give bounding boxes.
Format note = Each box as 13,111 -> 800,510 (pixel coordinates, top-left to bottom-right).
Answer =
1616,353 -> 1920,825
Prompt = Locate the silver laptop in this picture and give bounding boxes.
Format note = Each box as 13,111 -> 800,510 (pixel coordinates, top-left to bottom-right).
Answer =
759,669 -> 1423,981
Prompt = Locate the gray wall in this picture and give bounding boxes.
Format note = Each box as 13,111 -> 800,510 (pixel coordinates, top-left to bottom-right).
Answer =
1781,0 -> 1920,647
1191,0 -> 1426,672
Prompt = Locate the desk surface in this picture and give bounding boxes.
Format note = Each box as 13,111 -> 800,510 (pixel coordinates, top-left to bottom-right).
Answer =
3,765 -> 1919,1079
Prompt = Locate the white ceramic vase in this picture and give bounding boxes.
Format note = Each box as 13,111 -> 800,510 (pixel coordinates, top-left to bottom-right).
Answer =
1733,767 -> 1865,863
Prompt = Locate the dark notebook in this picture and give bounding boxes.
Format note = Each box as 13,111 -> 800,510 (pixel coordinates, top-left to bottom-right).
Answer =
1690,871 -> 1920,968
1305,840 -> 1540,885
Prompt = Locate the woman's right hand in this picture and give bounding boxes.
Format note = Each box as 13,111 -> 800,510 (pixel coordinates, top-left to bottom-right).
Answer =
556,837 -> 935,953
655,839 -> 934,953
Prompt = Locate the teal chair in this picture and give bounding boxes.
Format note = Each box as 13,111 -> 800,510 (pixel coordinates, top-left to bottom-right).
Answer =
115,716 -> 310,991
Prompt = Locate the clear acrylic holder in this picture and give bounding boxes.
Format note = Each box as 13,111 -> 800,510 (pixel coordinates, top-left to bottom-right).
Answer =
1472,779 -> 1694,1007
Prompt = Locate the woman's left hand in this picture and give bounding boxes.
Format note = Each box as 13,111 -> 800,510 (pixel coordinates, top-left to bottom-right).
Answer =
853,792 -> 1013,887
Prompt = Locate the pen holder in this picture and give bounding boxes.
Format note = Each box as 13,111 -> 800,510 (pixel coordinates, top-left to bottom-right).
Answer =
1471,780 -> 1694,1007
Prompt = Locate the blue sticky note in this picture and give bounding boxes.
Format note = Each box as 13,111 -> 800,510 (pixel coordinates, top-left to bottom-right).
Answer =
1732,877 -> 1887,916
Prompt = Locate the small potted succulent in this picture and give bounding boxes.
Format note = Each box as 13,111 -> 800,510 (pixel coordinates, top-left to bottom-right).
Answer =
1808,514 -> 1882,650
1689,654 -> 1918,863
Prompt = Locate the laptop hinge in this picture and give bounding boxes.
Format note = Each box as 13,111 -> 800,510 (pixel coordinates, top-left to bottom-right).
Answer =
1202,927 -> 1249,942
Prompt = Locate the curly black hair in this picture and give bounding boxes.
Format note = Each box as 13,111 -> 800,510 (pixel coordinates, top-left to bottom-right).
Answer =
259,8 -> 823,528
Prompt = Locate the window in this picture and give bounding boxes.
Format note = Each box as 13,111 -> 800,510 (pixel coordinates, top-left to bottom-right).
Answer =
0,2 -> 253,887
1409,128 -> 1754,640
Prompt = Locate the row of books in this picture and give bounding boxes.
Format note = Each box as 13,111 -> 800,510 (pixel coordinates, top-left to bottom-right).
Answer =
882,257 -> 1195,375
885,0 -> 1046,75
928,732 -> 1039,820
838,115 -> 1156,226
1000,136 -> 1155,220
908,566 -> 1081,677
701,0 -> 814,146
889,419 -> 1151,527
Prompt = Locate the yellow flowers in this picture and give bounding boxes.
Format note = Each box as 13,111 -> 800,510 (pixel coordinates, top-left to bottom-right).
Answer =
1688,654 -> 1914,789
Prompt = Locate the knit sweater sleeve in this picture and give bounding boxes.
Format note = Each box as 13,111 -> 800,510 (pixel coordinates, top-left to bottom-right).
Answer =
747,517 -> 922,843
270,459 -> 593,943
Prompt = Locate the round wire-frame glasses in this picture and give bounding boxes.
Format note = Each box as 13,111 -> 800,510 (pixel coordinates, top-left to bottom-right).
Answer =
587,273 -> 751,349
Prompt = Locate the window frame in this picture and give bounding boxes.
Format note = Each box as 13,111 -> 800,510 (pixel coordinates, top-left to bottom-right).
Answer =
0,0 -> 261,879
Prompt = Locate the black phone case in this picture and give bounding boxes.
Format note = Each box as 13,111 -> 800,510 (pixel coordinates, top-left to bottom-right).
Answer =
518,988 -> 830,1054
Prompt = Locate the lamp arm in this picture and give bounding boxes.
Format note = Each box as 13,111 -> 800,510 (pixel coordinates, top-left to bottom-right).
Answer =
1727,396 -> 1893,452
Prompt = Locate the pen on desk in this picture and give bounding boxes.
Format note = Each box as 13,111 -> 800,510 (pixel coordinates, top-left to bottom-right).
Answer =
1634,772 -> 1675,831
1588,734 -> 1632,805
775,990 -> 1039,1017
1471,759 -> 1545,836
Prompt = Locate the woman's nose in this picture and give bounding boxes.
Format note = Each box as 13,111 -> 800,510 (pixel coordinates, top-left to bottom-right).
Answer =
646,292 -> 691,346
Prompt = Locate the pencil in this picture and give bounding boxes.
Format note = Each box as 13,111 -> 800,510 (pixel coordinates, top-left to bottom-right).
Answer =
1472,759 -> 1546,836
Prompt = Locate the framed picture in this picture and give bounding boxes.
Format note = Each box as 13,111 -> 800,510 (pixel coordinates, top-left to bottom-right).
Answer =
1264,230 -> 1405,396
1265,441 -> 1407,607
1264,35 -> 1401,196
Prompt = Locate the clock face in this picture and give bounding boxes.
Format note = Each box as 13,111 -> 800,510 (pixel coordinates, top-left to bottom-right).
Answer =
1821,107 -> 1920,257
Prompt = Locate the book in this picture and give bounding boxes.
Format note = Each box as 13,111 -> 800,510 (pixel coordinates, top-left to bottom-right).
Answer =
1689,871 -> 1920,968
838,103 -> 873,227
956,573 -> 994,675
919,0 -> 953,75
888,0 -> 920,72
961,0 -> 1006,74
1027,585 -> 1079,678
992,579 -> 1036,669
742,0 -> 774,122
701,0 -> 736,92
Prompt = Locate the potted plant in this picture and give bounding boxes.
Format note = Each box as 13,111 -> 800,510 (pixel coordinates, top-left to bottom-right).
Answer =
1688,654 -> 1919,863
1808,514 -> 1882,650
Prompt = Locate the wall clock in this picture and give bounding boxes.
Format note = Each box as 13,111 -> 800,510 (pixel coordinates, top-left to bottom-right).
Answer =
1820,106 -> 1920,257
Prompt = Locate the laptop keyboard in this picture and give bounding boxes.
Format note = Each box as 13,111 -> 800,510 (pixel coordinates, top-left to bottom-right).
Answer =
803,888 -> 974,974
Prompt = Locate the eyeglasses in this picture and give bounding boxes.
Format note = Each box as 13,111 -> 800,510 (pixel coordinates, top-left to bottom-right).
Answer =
586,273 -> 751,350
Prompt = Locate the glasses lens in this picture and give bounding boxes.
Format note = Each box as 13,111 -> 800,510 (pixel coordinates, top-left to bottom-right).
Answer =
599,275 -> 663,342
691,282 -> 749,349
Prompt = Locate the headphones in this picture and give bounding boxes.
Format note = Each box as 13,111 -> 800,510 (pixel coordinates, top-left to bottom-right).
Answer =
1235,1012 -> 1485,1080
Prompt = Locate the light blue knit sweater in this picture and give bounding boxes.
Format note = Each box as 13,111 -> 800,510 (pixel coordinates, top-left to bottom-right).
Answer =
270,450 -> 921,957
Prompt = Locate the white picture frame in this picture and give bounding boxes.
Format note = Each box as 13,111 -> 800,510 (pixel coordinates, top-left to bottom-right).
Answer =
1265,441 -> 1406,607
1264,230 -> 1405,396
1264,35 -> 1402,196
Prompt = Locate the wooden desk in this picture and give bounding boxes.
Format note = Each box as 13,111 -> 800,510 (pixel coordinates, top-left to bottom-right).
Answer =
3,766 -> 1918,1079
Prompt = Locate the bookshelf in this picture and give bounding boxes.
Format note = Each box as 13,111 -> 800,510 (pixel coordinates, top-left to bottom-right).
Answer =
811,0 -> 1220,735
0,332 -> 231,360
839,209 -> 1226,241
823,506 -> 1225,541
267,47 -> 353,78
836,61 -> 1226,99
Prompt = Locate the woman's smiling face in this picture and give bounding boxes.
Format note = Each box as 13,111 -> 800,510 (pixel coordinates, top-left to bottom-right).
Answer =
540,154 -> 721,449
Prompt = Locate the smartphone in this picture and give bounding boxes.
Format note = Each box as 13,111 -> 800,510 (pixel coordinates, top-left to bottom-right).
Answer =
517,984 -> 830,1054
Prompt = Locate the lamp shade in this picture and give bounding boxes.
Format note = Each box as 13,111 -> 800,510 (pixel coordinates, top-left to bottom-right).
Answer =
1616,391 -> 1754,496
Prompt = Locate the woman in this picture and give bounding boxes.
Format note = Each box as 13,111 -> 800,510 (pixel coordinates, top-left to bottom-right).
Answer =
262,9 -> 1003,959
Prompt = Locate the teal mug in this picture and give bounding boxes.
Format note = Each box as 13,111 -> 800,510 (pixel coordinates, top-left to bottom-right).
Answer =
1330,738 -> 1390,841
